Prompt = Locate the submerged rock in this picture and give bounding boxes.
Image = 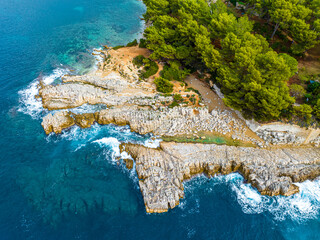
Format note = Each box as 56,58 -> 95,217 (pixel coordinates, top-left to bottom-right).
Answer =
122,142 -> 320,213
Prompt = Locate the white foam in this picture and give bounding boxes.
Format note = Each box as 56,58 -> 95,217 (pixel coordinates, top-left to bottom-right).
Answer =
120,150 -> 133,160
228,173 -> 320,222
91,48 -> 104,71
182,173 -> 320,222
18,68 -> 69,119
93,137 -> 139,185
143,138 -> 162,148
42,68 -> 68,85
231,181 -> 265,214
93,137 -> 121,159
18,80 -> 43,119
73,143 -> 86,152
46,123 -> 101,143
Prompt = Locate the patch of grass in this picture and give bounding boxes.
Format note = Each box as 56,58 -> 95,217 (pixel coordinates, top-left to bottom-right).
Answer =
162,132 -> 255,147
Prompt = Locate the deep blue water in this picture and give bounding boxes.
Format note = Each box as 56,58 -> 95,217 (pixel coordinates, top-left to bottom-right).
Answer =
1,0 -> 320,239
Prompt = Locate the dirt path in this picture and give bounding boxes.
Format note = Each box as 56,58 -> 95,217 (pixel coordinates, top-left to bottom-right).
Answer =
185,75 -> 262,143
185,75 -> 227,112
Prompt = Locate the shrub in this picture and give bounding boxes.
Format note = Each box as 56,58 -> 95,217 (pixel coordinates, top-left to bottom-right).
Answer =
294,104 -> 313,123
132,55 -> 146,67
314,99 -> 320,120
289,84 -> 306,99
133,56 -> 159,78
126,39 -> 138,47
169,101 -> 180,108
173,94 -> 183,102
306,81 -> 320,105
112,45 -> 124,50
139,39 -> 147,48
141,60 -> 159,78
154,77 -> 173,93
298,69 -> 311,82
160,61 -> 190,81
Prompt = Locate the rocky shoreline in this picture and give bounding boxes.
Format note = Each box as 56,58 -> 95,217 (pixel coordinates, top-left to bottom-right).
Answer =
37,46 -> 320,214
121,142 -> 320,213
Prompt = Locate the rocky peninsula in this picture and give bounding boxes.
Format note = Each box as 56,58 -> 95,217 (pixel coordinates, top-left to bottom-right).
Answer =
122,142 -> 320,213
37,46 -> 320,213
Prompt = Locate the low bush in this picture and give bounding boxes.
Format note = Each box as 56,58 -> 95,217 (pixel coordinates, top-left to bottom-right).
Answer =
154,77 -> 173,93
126,39 -> 138,47
294,104 -> 313,123
112,45 -> 124,50
141,60 -> 159,78
289,84 -> 306,99
160,61 -> 190,81
139,39 -> 147,48
169,101 -> 180,108
133,55 -> 159,78
173,94 -> 183,102
132,55 -> 146,67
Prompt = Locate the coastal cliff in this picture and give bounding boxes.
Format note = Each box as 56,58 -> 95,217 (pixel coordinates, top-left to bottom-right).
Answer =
37,46 -> 320,214
122,142 -> 320,213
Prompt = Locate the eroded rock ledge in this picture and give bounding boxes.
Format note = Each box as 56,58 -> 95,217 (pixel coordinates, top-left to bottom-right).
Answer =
42,105 -> 261,145
122,142 -> 320,213
38,46 -> 320,215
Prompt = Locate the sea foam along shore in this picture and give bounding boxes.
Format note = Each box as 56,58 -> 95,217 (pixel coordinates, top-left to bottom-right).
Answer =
181,173 -> 320,223
18,68 -> 70,119
36,46 -> 320,215
121,142 -> 320,214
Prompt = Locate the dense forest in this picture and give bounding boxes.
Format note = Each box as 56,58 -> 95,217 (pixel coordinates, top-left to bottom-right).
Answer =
137,0 -> 320,123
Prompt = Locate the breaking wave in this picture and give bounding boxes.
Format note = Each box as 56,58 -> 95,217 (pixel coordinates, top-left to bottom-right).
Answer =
227,173 -> 320,222
17,68 -> 70,119
183,173 -> 320,223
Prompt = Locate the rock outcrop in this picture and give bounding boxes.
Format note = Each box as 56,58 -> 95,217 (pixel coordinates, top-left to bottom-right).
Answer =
41,106 -> 261,145
36,46 -> 320,215
122,142 -> 320,213
257,129 -> 303,145
39,47 -> 263,146
42,111 -> 75,134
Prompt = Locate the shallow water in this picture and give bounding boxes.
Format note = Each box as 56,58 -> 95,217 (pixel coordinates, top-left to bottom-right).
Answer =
1,0 -> 320,239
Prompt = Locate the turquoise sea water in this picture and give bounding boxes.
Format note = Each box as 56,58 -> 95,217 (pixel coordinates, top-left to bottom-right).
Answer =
1,0 -> 320,239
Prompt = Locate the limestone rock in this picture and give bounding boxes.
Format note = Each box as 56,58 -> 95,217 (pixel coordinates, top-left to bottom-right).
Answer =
122,142 -> 320,213
41,111 -> 75,134
74,113 -> 95,128
62,72 -> 129,92
123,158 -> 134,170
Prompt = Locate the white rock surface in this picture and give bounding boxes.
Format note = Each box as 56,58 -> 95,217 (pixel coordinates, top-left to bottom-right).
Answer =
123,142 -> 320,213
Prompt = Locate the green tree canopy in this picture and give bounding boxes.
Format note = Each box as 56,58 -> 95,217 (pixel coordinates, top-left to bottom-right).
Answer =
245,0 -> 320,53
142,0 -> 299,121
